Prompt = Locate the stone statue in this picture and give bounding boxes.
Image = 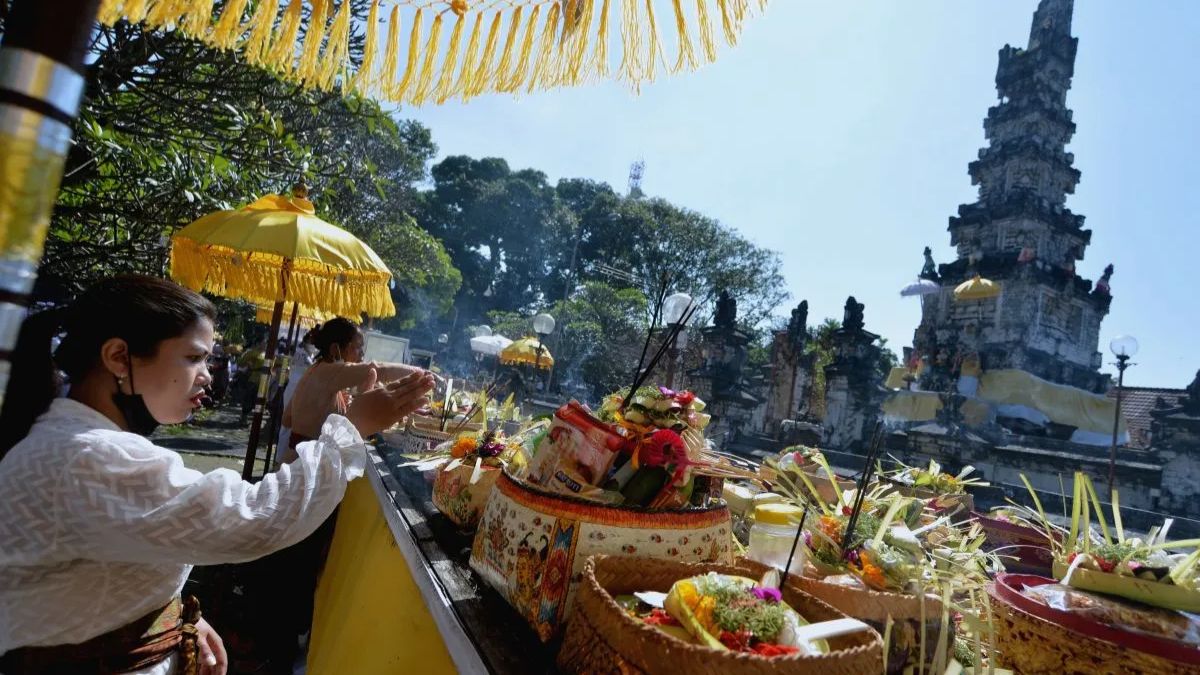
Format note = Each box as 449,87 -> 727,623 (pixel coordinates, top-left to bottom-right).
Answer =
842,296 -> 865,333
1094,263 -> 1114,295
920,246 -> 938,280
714,290 -> 737,328
787,300 -> 809,348
1183,370 -> 1200,416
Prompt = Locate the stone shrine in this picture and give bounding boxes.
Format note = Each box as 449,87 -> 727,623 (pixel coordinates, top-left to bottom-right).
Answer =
822,297 -> 886,451
911,0 -> 1112,395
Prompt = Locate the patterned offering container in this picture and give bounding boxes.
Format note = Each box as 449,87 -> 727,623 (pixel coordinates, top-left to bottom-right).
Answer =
470,469 -> 734,642
557,555 -> 884,675
989,573 -> 1200,674
431,462 -> 502,529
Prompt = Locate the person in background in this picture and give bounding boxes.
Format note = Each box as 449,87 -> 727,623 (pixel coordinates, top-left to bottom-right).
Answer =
207,344 -> 230,404
282,318 -> 422,456
275,328 -> 318,461
257,317 -> 426,669
0,275 -> 434,675
236,339 -> 266,426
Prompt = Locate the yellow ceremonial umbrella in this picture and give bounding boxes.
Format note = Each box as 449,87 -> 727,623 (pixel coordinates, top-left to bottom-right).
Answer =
171,184 -> 393,478
953,275 -> 1002,301
500,337 -> 554,370
171,186 -> 395,319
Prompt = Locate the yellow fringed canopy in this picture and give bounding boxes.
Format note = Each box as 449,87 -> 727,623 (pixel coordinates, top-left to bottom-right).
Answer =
499,336 -> 553,369
253,300 -> 359,327
953,275 -> 1002,301
171,193 -> 396,318
97,0 -> 769,105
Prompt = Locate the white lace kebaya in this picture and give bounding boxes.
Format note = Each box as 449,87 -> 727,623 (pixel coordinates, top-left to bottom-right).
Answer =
0,397 -> 367,668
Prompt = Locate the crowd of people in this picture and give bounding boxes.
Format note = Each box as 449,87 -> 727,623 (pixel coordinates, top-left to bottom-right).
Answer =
0,275 -> 437,675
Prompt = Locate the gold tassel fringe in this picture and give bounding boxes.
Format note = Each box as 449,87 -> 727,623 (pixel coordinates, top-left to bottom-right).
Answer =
98,0 -> 770,105
170,237 -> 396,319
210,0 -> 250,50
243,0 -> 279,66
265,0 -> 304,74
318,0 -> 353,91
351,0 -> 382,95
295,0 -> 330,85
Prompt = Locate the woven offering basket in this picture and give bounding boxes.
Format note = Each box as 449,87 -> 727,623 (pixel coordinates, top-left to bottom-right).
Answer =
431,461 -> 501,529
379,418 -> 454,456
470,469 -> 733,641
989,573 -> 1200,675
557,555 -> 883,675
784,569 -> 950,673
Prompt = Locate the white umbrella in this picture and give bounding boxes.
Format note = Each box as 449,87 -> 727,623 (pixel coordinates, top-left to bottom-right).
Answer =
900,279 -> 941,297
470,334 -> 513,357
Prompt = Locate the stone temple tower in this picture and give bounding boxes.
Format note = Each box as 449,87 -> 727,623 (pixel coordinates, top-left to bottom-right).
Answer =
912,0 -> 1113,394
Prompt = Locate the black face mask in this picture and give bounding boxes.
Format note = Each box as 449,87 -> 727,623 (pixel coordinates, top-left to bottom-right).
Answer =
113,364 -> 162,436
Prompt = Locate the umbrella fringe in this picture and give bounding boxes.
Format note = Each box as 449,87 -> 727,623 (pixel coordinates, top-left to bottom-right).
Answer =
98,0 -> 769,105
170,237 -> 396,319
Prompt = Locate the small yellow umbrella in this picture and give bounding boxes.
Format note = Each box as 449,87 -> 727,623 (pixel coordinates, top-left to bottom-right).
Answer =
500,337 -> 554,370
953,275 -> 1002,301
171,187 -> 395,319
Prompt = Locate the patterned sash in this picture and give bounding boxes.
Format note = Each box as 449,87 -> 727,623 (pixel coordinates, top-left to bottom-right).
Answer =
0,596 -> 202,674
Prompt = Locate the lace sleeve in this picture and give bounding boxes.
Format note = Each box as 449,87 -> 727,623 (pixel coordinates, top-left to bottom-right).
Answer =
59,415 -> 367,565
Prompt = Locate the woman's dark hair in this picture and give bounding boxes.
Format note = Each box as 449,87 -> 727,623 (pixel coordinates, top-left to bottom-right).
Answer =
311,317 -> 361,360
0,275 -> 216,454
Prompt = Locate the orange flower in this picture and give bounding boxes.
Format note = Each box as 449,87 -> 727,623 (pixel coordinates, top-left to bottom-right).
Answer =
451,435 -> 478,459
855,551 -> 888,590
818,515 -> 844,546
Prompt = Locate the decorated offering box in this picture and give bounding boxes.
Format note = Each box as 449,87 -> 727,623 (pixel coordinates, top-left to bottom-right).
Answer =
989,573 -> 1200,674
469,469 -> 733,642
557,555 -> 883,675
411,421 -> 544,530
431,462 -> 501,529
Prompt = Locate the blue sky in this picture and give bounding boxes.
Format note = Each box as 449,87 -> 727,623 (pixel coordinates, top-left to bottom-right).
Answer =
399,1 -> 1199,389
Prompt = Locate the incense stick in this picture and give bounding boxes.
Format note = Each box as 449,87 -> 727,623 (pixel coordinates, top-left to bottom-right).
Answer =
622,301 -> 699,409
439,378 -> 455,432
448,375 -> 509,436
622,274 -> 672,412
841,422 -> 886,558
779,505 -> 811,589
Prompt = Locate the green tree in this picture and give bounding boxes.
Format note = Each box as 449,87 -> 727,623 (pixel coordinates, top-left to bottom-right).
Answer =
32,20 -> 458,325
489,282 -> 648,401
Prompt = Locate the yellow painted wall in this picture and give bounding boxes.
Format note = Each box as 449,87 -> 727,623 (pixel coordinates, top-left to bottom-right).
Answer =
307,479 -> 457,675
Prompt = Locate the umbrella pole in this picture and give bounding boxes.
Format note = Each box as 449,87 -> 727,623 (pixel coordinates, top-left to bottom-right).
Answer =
242,298 -> 284,480
286,301 -> 300,345
242,257 -> 291,480
262,302 -> 301,472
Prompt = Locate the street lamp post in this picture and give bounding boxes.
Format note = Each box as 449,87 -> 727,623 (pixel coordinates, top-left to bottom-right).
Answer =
433,332 -> 448,371
532,312 -> 555,392
1107,335 -> 1139,496
662,292 -> 693,390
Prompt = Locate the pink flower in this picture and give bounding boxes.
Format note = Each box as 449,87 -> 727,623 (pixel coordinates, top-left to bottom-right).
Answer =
751,586 -> 782,603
